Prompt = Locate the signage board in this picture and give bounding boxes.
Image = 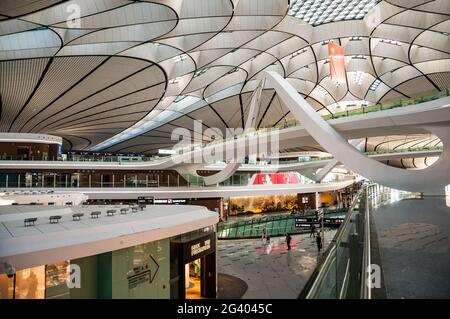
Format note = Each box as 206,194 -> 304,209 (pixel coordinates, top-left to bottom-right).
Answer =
295,217 -> 344,228
152,198 -> 187,205
183,233 -> 215,263
138,196 -> 154,204
126,254 -> 160,290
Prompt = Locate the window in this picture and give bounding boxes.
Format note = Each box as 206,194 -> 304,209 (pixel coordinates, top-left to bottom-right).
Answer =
14,266 -> 45,299
0,274 -> 14,299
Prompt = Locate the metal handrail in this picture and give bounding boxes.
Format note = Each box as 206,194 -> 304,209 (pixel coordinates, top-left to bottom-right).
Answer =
218,209 -> 348,239
299,184 -> 365,299
361,186 -> 372,299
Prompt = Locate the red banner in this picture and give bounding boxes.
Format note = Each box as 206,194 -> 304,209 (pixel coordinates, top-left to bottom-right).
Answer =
328,42 -> 346,84
253,173 -> 300,185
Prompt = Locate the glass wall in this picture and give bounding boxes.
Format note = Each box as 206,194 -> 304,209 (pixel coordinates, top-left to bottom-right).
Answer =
0,171 -> 317,188
45,261 -> 70,299
0,274 -> 14,299
14,266 -> 45,299
0,261 -> 70,299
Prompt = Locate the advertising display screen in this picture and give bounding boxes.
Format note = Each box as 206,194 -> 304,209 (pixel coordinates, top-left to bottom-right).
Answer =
252,173 -> 300,185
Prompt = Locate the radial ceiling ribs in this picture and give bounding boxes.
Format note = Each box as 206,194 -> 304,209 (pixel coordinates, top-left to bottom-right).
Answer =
0,0 -> 448,152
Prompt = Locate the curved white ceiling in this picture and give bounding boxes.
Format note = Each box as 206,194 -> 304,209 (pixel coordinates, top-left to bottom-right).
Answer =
0,0 -> 448,153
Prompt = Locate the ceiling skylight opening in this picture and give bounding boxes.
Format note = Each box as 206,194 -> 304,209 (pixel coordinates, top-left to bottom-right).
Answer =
173,53 -> 187,62
288,0 -> 382,26
369,79 -> 381,91
174,95 -> 186,103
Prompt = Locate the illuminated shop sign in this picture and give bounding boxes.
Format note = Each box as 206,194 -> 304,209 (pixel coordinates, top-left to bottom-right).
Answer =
183,234 -> 215,263
191,239 -> 211,257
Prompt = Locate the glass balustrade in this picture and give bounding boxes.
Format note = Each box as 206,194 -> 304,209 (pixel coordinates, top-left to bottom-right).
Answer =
299,183 -> 421,299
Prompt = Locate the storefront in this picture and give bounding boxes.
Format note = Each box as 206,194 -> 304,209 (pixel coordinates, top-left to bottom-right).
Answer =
0,261 -> 74,299
170,229 -> 217,299
0,133 -> 62,161
0,205 -> 219,299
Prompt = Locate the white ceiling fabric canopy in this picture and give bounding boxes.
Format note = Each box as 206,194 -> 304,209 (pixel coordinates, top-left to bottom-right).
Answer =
0,0 -> 448,153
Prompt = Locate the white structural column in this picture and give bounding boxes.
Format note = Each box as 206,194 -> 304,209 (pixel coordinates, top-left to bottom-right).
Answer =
202,79 -> 265,186
202,162 -> 241,186
314,139 -> 364,182
314,158 -> 339,183
264,71 -> 450,195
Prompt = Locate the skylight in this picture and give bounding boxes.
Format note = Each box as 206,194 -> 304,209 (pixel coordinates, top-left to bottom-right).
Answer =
288,0 -> 382,26
369,79 -> 381,91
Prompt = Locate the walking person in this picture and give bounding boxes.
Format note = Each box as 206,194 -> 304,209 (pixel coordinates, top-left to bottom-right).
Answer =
310,224 -> 316,238
286,233 -> 292,251
316,232 -> 322,253
262,227 -> 267,243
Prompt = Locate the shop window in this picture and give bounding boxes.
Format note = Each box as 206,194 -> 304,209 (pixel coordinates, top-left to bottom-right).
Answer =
46,261 -> 70,299
0,274 -> 14,299
14,266 -> 45,299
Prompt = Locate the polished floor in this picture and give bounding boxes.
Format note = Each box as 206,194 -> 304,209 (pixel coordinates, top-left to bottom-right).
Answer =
373,196 -> 450,299
217,230 -> 336,299
185,276 -> 202,299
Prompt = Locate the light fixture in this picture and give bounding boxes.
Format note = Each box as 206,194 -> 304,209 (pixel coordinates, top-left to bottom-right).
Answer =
380,39 -> 401,46
291,48 -> 307,58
